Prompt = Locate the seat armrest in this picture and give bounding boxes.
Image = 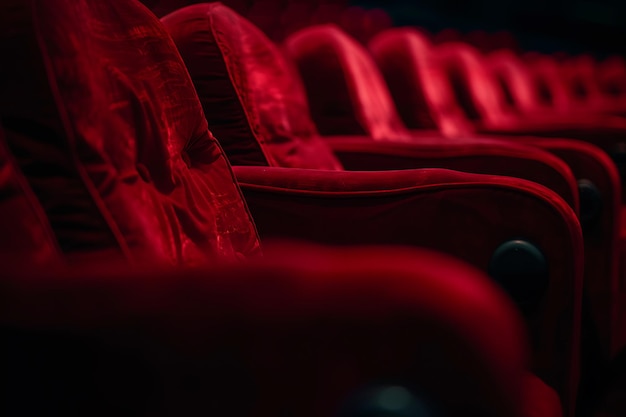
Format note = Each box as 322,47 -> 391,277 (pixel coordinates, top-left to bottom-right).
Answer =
324,135 -> 578,212
1,243 -> 528,417
233,165 -> 582,412
476,114 -> 626,156
499,135 -> 622,357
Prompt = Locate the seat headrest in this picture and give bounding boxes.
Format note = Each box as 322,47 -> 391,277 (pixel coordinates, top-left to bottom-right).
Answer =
369,28 -> 441,131
285,24 -> 412,142
483,50 -> 538,113
434,43 -> 502,123
163,3 -> 342,171
0,0 -> 260,263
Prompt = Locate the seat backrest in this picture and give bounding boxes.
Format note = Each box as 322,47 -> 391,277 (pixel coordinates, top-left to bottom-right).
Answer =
597,56 -> 626,100
0,0 -> 261,264
284,25 -> 412,142
560,55 -> 606,110
524,54 -> 572,112
429,42 -> 511,127
369,28 -> 476,137
0,123 -> 61,263
162,3 -> 343,171
483,49 -> 543,114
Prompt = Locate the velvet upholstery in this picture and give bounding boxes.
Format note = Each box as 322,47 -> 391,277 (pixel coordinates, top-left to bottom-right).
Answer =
524,55 -> 573,112
286,25 -> 600,410
1,242 -> 536,417
368,32 -> 484,131
0,124 -> 61,262
432,44 -> 626,137
485,54 -> 626,223
483,49 -> 551,115
165,9 -> 580,214
409,40 -> 626,196
162,2 -> 343,170
233,164 -> 583,415
487,52 -> 626,121
367,28 -> 623,358
286,25 -> 412,141
366,28 -> 471,137
596,56 -> 626,112
324,135 -> 578,211
369,30 -> 625,143
0,1 -> 579,416
284,26 -> 624,237
162,7 -> 586,411
558,56 -> 607,112
0,0 -> 261,264
369,30 -> 626,145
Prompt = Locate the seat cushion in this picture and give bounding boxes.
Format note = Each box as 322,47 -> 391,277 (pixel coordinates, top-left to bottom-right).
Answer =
0,0 -> 260,264
163,3 -> 343,171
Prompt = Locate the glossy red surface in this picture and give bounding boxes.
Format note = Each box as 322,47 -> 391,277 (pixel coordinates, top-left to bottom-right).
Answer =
0,0 -> 261,264
369,27 -> 623,358
164,7 -> 584,414
0,0 -> 615,416
1,242 -> 532,416
163,3 -> 343,170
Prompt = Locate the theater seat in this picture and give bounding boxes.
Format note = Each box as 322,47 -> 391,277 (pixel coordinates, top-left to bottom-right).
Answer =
522,53 -> 626,117
281,20 -> 617,386
366,27 -> 621,362
484,57 -> 626,350
0,121 -> 542,416
423,41 -> 626,188
523,53 -> 578,114
0,0 -> 572,416
164,4 -> 581,217
1,243 -> 541,417
596,56 -> 626,113
163,5 -> 583,415
483,49 -> 556,116
559,55 -> 610,113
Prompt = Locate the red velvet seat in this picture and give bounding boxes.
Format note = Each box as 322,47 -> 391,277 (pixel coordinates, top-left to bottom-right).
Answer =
415,40 -> 626,189
484,50 -> 626,359
1,242 -> 549,417
282,19 -> 617,367
483,49 -> 557,116
0,0 -> 582,302
521,53 -> 626,117
559,55 -> 612,113
366,27 -> 622,360
0,0 -> 569,416
596,56 -> 626,112
162,6 -> 581,216
522,53 -> 579,114
0,119 -> 543,417
164,5 -> 583,415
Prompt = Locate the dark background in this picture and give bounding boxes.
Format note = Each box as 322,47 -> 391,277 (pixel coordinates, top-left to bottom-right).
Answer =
353,0 -> 626,56
143,0 -> 626,57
